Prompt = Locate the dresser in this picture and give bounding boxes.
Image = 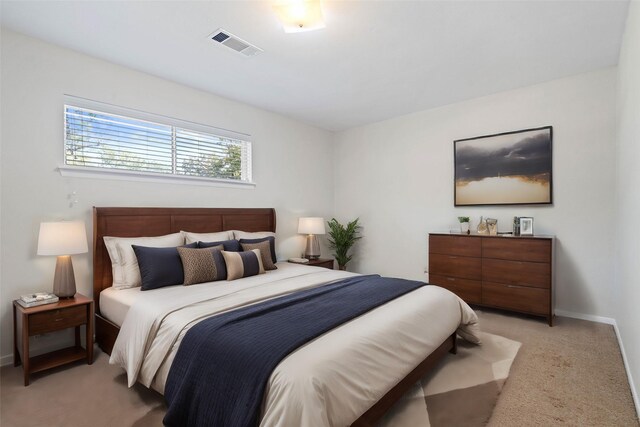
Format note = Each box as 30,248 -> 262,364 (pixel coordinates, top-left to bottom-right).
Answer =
428,233 -> 554,325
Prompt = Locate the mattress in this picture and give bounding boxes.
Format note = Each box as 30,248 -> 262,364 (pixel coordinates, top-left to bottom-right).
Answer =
99,262 -> 324,327
99,286 -> 143,327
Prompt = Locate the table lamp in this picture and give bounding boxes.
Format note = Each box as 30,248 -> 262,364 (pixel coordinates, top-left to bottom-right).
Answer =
37,221 -> 88,298
298,217 -> 325,259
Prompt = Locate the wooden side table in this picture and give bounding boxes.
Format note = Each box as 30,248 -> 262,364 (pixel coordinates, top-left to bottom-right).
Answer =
13,293 -> 94,386
289,258 -> 334,270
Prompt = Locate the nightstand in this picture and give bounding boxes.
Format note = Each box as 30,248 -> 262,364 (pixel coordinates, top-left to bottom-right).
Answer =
13,293 -> 94,386
289,258 -> 334,270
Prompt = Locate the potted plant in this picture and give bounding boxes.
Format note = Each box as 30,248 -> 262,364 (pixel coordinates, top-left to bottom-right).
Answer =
458,216 -> 470,234
326,218 -> 362,270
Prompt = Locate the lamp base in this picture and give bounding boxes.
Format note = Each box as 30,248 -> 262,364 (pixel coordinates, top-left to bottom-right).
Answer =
53,255 -> 77,298
304,234 -> 321,260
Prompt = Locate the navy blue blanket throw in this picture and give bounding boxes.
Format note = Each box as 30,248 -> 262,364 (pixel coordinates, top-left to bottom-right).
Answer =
163,275 -> 426,427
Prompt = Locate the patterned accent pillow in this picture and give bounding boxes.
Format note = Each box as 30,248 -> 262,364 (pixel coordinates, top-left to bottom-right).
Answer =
221,249 -> 265,281
238,236 -> 277,264
240,240 -> 277,271
177,245 -> 226,286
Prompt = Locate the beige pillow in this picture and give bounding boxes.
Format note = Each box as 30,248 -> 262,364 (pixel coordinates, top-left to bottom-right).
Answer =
231,230 -> 276,240
181,230 -> 232,245
104,233 -> 184,289
221,249 -> 265,281
240,240 -> 277,271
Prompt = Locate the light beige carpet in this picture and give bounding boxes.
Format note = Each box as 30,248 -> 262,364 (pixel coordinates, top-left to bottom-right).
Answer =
0,332 -> 517,427
379,332 -> 520,427
478,310 -> 639,427
1,311 -> 638,426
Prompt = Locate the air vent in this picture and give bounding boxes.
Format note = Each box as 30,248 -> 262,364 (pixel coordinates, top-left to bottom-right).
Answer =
208,29 -> 263,57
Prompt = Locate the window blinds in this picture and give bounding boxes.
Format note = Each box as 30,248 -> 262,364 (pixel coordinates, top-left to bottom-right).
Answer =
64,104 -> 252,183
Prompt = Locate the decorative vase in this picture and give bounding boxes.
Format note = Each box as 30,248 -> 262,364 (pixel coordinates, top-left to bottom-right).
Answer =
487,218 -> 498,236
460,222 -> 470,234
477,216 -> 488,234
339,265 -> 347,271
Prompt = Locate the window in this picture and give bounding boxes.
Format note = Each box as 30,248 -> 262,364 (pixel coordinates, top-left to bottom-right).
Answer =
63,99 -> 252,185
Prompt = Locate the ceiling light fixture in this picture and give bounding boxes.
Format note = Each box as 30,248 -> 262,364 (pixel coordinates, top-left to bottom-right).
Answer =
274,0 -> 325,33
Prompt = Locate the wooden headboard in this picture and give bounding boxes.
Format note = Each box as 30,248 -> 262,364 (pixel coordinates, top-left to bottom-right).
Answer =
92,207 -> 276,312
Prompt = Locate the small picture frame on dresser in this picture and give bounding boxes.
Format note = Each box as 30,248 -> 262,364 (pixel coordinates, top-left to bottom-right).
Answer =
520,217 -> 534,235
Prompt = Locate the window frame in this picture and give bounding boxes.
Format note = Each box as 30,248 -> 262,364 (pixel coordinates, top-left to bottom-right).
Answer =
59,96 -> 255,188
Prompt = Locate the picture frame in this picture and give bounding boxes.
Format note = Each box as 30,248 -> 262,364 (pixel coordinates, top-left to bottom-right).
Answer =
519,217 -> 534,236
454,126 -> 553,206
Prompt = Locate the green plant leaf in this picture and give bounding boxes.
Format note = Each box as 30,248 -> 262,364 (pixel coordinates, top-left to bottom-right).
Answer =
326,218 -> 362,268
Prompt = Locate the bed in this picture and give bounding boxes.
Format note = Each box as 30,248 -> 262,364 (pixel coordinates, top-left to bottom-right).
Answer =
93,207 -> 480,426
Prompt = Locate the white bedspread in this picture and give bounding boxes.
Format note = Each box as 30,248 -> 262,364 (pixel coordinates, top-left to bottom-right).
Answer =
110,263 -> 480,426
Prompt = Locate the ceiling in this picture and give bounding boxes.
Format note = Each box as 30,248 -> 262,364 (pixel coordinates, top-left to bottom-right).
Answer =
0,1 -> 630,131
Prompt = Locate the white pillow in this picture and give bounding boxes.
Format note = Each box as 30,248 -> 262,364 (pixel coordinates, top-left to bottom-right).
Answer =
181,230 -> 232,245
103,236 -> 126,286
231,230 -> 276,240
103,233 -> 184,289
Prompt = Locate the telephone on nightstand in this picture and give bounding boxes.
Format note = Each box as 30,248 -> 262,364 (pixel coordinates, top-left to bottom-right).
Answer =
288,257 -> 309,264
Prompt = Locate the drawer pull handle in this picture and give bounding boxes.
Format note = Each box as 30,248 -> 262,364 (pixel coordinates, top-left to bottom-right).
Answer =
508,284 -> 529,289
449,256 -> 457,259
54,318 -> 63,322
447,278 -> 456,282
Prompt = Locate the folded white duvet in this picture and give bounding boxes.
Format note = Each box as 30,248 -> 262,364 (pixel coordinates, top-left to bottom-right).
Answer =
110,263 -> 480,426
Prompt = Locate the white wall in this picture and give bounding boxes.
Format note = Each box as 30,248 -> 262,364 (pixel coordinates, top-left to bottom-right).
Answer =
0,30 -> 334,362
334,68 -> 618,319
615,0 -> 640,411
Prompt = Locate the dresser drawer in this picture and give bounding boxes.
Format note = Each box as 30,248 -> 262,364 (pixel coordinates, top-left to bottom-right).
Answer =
429,235 -> 481,257
482,238 -> 551,263
429,274 -> 481,304
482,281 -> 549,315
482,258 -> 550,289
429,253 -> 481,280
29,306 -> 87,336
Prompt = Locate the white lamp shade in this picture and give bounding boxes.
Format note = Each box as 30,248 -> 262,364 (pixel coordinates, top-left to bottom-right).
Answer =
274,0 -> 325,33
298,217 -> 325,235
38,221 -> 88,256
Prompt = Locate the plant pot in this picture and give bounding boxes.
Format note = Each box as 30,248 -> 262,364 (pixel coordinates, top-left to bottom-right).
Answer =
339,265 -> 347,271
460,222 -> 470,234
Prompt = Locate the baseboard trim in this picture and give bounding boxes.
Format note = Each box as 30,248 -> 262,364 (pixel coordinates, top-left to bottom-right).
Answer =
612,321 -> 640,419
554,309 -> 616,325
556,310 -> 639,418
0,353 -> 13,367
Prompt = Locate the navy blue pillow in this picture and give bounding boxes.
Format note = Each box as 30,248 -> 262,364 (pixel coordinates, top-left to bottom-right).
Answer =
198,239 -> 241,252
238,236 -> 277,264
133,243 -> 197,291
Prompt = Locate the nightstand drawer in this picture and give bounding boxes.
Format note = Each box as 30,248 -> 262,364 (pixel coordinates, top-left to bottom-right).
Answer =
29,306 -> 86,336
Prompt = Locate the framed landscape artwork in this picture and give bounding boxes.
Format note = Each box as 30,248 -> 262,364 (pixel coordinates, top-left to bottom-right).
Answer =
454,126 -> 553,206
